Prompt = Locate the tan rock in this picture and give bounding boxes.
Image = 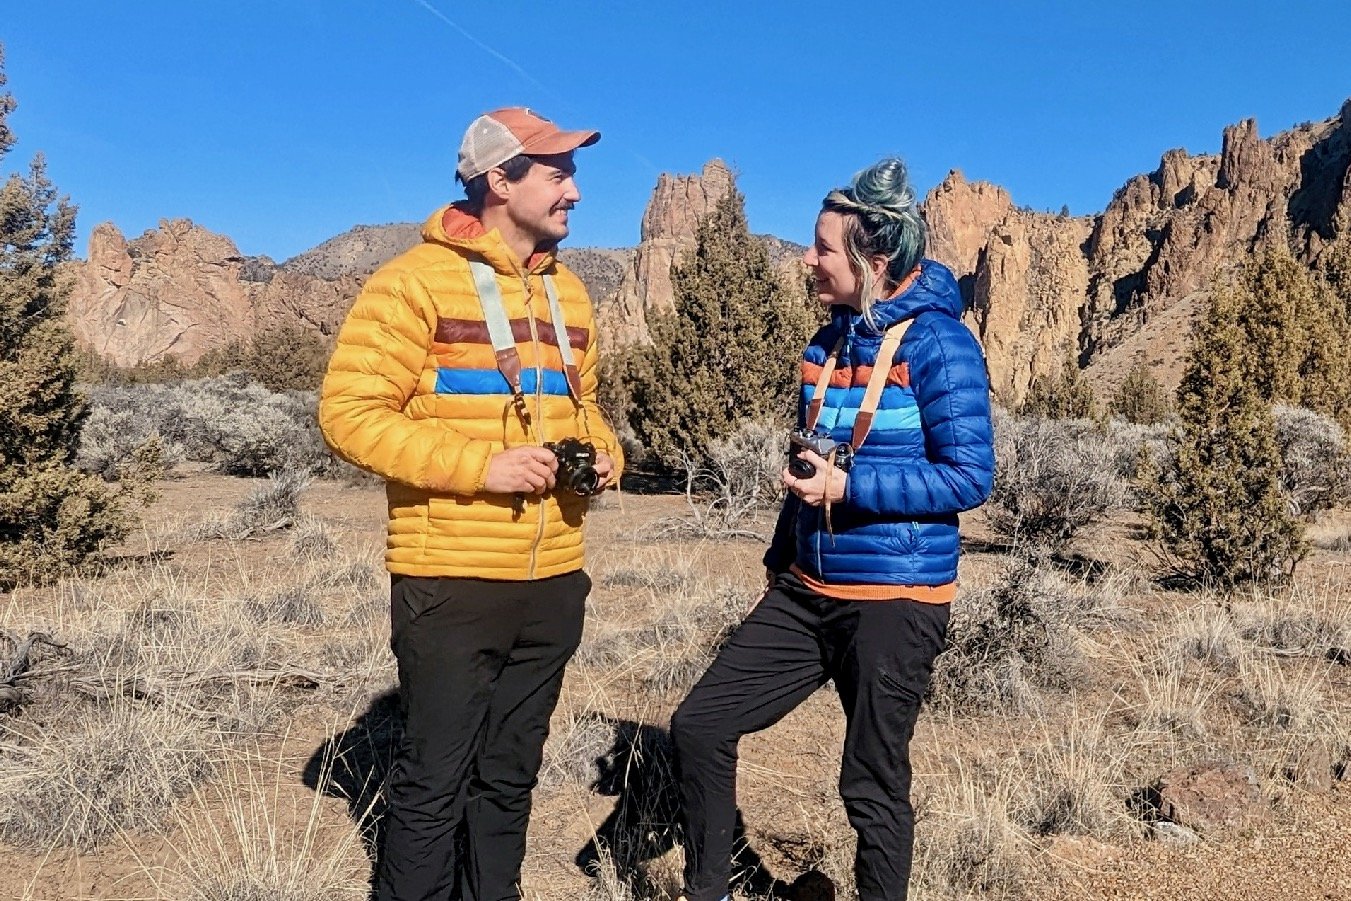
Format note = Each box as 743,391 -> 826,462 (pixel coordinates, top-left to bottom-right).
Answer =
924,169 -> 1014,284
1155,760 -> 1263,837
967,212 -> 1091,404
607,159 -> 735,344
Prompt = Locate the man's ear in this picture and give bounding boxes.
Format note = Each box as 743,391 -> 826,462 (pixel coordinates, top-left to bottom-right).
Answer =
484,167 -> 511,202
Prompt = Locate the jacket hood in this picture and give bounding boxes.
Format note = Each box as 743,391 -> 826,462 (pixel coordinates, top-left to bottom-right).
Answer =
835,259 -> 964,335
420,203 -> 557,276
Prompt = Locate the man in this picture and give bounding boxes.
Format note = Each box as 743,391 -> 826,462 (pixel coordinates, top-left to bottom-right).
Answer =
319,107 -> 622,901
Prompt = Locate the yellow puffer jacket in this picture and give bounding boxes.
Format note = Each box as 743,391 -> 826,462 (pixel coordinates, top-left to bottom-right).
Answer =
319,204 -> 623,580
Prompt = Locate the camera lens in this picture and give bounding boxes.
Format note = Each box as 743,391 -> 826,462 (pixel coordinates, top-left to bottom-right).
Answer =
788,456 -> 816,479
569,466 -> 600,496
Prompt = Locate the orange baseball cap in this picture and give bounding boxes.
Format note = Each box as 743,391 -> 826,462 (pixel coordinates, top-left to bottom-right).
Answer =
457,107 -> 600,182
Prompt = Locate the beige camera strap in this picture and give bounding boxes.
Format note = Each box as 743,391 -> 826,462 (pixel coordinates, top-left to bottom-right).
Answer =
803,318 -> 914,446
469,260 -> 585,434
801,318 -> 914,541
852,318 -> 913,449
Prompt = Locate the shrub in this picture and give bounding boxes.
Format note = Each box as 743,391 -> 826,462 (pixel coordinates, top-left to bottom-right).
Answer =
80,377 -> 336,477
195,468 -> 310,540
985,410 -> 1129,552
929,551 -> 1124,713
1108,360 -> 1172,425
622,188 -> 817,472
645,417 -> 786,540
76,403 -> 174,483
1272,404 -> 1351,519
0,701 -> 214,850
0,50 -> 132,588
1019,353 -> 1097,420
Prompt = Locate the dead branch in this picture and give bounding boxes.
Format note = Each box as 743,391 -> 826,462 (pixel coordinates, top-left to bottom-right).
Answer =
2,632 -> 69,686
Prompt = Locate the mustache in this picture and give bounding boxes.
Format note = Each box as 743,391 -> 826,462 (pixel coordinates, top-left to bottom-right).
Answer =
552,202 -> 575,212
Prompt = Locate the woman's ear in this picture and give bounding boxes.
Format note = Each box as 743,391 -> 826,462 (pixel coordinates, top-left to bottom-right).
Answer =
870,255 -> 889,285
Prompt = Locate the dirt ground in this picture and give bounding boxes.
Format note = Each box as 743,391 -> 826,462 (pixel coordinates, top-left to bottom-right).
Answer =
2,472 -> 1349,900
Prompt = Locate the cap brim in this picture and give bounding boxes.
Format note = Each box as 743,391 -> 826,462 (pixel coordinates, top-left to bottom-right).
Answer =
521,128 -> 601,156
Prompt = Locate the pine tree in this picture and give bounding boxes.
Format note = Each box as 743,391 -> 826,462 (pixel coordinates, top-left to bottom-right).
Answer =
0,46 -> 128,588
1142,281 -> 1304,588
1108,361 -> 1171,425
1019,352 -> 1098,420
624,189 -> 818,471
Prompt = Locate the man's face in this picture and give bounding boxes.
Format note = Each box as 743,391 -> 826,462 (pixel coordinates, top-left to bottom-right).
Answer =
503,153 -> 581,252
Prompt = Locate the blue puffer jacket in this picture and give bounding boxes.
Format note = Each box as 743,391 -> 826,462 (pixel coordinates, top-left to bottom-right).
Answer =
764,259 -> 994,588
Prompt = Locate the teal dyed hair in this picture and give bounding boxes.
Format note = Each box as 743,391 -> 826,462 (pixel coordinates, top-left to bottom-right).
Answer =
822,157 -> 927,330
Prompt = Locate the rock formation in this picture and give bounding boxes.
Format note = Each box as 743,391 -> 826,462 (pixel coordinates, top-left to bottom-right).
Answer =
66,99 -> 1351,392
605,159 -> 736,344
924,100 -> 1351,403
68,219 -> 384,367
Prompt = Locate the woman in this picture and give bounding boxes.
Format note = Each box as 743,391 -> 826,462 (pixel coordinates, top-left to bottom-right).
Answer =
671,157 -> 994,901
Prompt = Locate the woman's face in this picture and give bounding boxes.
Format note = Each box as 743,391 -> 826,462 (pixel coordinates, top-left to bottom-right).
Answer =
803,211 -> 862,308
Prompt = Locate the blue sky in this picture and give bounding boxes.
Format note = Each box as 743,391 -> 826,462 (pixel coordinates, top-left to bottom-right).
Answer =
3,1 -> 1349,262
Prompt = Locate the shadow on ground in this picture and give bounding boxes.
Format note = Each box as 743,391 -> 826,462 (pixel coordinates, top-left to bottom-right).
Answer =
578,718 -> 780,898
302,688 -> 401,887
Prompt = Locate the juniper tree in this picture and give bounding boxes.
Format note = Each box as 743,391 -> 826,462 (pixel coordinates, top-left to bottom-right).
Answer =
625,188 -> 817,471
1235,245 -> 1350,426
0,47 -> 128,588
1019,352 -> 1098,420
1142,281 -> 1304,588
1108,360 -> 1171,425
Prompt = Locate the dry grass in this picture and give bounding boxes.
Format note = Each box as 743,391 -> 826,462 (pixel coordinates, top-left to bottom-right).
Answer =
0,698 -> 215,850
914,770 -> 1030,900
4,469 -> 1351,900
157,740 -> 370,900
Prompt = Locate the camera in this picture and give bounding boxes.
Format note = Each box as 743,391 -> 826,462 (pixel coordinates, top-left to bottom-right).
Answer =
787,428 -> 854,479
545,437 -> 600,496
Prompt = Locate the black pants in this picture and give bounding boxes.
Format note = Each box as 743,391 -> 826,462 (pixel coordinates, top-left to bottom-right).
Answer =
670,572 -> 949,901
375,570 -> 589,901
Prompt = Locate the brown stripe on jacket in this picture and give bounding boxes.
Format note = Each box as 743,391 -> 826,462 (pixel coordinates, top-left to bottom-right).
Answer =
435,317 -> 588,350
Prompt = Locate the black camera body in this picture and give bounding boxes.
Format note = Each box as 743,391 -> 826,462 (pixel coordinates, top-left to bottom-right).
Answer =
546,437 -> 600,496
787,428 -> 854,479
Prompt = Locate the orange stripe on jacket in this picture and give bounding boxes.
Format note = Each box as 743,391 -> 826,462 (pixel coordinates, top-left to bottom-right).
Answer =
790,564 -> 955,604
801,361 -> 911,389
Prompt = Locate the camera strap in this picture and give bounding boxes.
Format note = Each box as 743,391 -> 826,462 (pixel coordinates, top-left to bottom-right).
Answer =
851,318 -> 913,449
803,317 -> 912,544
468,261 -> 584,432
804,318 -> 914,449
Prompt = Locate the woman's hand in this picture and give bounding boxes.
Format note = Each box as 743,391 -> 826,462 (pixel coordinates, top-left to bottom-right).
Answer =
781,450 -> 847,507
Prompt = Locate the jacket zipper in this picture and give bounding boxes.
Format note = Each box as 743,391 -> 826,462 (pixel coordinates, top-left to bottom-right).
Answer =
523,273 -> 547,580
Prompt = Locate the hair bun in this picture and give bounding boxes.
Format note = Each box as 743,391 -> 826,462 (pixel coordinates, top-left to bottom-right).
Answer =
850,157 -> 917,216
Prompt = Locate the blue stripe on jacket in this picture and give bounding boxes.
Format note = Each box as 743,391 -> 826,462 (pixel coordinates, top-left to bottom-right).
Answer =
435,367 -> 571,396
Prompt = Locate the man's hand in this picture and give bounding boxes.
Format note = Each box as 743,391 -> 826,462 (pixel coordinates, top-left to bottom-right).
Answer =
782,450 -> 847,507
484,446 -> 558,494
592,451 -> 616,493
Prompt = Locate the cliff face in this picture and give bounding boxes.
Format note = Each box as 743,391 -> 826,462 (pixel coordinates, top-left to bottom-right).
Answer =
67,101 -> 1351,385
924,101 -> 1351,403
67,219 -> 373,366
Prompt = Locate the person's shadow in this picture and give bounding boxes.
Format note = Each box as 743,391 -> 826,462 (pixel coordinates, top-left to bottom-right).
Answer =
302,688 -> 402,888
577,718 -> 778,898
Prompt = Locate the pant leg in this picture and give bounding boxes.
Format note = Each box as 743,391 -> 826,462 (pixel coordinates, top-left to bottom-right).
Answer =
828,599 -> 949,901
376,576 -> 520,901
671,579 -> 830,901
463,571 -> 590,901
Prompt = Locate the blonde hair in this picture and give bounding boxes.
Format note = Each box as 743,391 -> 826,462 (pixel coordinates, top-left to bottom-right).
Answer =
821,157 -> 926,330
